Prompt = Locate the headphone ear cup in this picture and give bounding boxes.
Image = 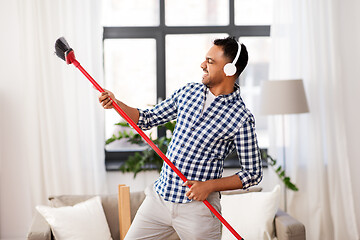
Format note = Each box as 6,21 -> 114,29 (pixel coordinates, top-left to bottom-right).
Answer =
224,63 -> 237,76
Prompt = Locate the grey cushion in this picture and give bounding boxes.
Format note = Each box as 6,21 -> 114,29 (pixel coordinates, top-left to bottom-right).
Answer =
128,191 -> 146,221
275,210 -> 306,240
27,211 -> 51,240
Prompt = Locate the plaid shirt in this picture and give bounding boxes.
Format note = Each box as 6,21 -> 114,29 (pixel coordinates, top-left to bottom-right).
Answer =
137,82 -> 263,203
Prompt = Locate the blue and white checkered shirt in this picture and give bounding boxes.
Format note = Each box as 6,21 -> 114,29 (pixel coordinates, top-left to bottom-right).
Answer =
137,82 -> 263,203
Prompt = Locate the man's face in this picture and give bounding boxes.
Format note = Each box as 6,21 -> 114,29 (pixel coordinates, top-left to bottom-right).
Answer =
200,45 -> 230,88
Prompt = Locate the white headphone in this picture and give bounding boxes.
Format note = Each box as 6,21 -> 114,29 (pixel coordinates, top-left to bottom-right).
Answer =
223,41 -> 242,76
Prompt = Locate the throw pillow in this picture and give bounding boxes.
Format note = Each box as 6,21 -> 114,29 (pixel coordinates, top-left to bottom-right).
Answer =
36,196 -> 113,240
221,185 -> 280,240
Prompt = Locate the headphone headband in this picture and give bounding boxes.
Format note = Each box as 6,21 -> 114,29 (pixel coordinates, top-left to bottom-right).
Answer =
233,41 -> 242,65
223,41 -> 242,77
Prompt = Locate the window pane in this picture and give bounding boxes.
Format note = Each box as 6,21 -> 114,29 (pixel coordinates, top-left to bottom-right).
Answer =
240,37 -> 271,87
104,39 -> 157,151
239,37 -> 271,144
235,0 -> 273,25
165,0 -> 229,26
166,34 -> 228,96
102,0 -> 159,26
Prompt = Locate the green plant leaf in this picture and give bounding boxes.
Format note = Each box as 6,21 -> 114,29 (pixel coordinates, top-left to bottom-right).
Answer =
163,121 -> 176,132
105,134 -> 117,145
115,122 -> 130,127
265,154 -> 299,191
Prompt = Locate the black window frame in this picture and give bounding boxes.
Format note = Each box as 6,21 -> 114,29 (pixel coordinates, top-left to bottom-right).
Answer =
104,0 -> 270,171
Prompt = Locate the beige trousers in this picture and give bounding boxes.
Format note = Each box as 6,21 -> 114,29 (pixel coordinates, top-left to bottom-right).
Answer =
124,185 -> 222,240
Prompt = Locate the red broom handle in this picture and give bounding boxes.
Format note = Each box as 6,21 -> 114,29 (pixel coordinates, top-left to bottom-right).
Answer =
72,59 -> 243,240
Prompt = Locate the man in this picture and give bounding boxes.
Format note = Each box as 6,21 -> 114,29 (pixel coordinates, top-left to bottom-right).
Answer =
99,36 -> 263,240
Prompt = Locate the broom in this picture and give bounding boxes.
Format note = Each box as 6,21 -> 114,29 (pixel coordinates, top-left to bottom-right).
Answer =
55,37 -> 243,240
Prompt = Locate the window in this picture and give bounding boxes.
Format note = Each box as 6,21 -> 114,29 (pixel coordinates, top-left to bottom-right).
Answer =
104,39 -> 157,153
103,0 -> 271,170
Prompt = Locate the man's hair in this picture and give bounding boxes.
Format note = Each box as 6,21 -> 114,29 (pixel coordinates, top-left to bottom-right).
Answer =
213,36 -> 248,78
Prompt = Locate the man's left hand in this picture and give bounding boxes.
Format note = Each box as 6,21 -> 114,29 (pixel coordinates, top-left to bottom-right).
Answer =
183,180 -> 213,201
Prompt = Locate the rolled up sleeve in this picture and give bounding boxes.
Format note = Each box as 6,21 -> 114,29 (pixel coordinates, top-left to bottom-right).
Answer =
137,87 -> 183,130
234,117 -> 263,189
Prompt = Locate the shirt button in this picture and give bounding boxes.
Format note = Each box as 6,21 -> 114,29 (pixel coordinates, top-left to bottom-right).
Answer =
181,144 -> 185,147
191,127 -> 195,131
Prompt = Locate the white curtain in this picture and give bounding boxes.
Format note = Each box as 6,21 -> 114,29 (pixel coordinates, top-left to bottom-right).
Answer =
0,0 -> 107,239
19,0 -> 107,200
0,0 -> 106,238
269,0 -> 359,239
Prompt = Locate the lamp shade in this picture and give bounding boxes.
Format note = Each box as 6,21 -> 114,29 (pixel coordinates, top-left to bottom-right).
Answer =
260,79 -> 309,115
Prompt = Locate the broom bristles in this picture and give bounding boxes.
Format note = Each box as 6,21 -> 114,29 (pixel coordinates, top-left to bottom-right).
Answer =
55,37 -> 72,61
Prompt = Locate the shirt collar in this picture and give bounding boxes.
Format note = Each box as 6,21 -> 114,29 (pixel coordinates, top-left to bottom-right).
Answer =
203,83 -> 240,103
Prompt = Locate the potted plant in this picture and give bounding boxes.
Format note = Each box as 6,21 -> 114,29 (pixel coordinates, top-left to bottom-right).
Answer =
106,121 -> 298,191
106,121 -> 175,177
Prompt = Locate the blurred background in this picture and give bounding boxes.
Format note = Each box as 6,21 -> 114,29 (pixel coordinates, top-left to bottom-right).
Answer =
1,0 -> 359,239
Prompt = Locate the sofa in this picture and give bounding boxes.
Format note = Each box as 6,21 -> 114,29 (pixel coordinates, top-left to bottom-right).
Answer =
27,188 -> 306,240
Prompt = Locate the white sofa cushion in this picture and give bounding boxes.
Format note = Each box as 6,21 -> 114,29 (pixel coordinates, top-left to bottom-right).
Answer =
221,185 -> 281,240
36,196 -> 112,240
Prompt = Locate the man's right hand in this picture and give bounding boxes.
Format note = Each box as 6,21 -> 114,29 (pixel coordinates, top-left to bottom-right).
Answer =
99,89 -> 116,109
98,89 -> 140,124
